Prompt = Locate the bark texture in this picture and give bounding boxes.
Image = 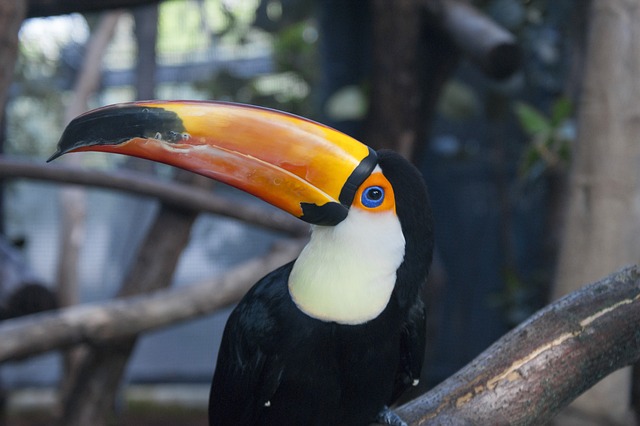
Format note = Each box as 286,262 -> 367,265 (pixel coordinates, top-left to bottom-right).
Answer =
393,265 -> 640,425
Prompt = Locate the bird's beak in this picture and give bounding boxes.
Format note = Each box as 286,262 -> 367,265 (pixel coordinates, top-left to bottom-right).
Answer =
48,101 -> 377,225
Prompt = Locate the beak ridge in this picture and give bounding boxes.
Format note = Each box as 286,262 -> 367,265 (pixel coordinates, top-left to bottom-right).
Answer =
49,101 -> 377,226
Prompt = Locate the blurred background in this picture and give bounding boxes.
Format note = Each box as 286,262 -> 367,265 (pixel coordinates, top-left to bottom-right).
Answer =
1,0 -> 636,425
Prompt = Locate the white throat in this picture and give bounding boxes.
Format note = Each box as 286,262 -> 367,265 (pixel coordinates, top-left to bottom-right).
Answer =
288,208 -> 405,325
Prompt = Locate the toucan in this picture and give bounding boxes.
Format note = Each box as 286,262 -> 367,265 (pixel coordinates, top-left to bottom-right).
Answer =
49,101 -> 434,426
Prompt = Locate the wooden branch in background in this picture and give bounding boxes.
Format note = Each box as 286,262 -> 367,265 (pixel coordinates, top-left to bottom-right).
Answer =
0,239 -> 304,363
56,12 -> 123,402
0,157 -> 308,237
422,0 -> 521,80
392,265 -> 640,425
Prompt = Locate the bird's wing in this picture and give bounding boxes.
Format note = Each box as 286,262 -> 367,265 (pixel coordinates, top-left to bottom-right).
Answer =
391,298 -> 427,403
209,262 -> 293,425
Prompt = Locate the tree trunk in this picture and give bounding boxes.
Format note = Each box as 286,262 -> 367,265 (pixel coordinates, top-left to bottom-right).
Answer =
365,0 -> 428,158
57,8 -> 123,310
552,1 -> 640,424
57,201 -> 199,426
0,0 -> 24,118
0,1 -> 26,423
133,3 -> 158,101
55,11 -> 122,418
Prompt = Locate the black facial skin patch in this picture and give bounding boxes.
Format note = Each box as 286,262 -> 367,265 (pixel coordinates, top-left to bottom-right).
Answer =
338,148 -> 378,206
300,148 -> 379,226
299,201 -> 348,226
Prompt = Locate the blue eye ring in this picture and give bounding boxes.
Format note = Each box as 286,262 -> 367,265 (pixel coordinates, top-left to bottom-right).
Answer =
361,186 -> 385,208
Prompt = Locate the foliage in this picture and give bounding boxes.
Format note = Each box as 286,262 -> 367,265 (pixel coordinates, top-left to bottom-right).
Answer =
437,80 -> 481,122
7,19 -> 73,156
516,97 -> 574,181
157,0 -> 260,61
194,3 -> 318,118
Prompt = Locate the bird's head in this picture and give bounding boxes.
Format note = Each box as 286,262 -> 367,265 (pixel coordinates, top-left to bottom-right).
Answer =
49,101 -> 433,322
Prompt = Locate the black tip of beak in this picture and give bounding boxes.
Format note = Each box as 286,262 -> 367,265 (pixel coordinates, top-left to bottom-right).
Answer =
46,150 -> 63,163
47,103 -> 186,162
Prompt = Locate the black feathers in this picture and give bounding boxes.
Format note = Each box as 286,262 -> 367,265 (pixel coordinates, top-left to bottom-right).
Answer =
209,150 -> 433,426
377,150 -> 434,307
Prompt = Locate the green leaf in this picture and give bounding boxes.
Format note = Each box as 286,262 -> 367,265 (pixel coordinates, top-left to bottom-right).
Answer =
437,80 -> 480,121
550,97 -> 573,126
515,102 -> 551,135
519,146 -> 541,177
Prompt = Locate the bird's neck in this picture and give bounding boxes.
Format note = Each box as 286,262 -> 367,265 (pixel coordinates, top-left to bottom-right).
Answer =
288,209 -> 406,325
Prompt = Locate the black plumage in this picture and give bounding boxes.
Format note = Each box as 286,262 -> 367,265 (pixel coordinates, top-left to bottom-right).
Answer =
209,150 -> 434,426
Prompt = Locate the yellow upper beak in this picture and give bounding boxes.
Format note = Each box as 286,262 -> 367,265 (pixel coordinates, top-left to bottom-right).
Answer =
49,101 -> 377,225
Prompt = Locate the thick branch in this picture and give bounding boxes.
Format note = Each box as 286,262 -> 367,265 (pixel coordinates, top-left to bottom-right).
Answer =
0,157 -> 308,236
423,0 -> 521,80
394,265 -> 640,425
0,239 -> 304,363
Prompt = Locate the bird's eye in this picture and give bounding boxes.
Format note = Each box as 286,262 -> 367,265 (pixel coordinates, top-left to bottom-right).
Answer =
361,186 -> 385,208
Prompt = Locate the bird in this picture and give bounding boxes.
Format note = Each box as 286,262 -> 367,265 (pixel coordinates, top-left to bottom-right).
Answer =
49,100 -> 434,426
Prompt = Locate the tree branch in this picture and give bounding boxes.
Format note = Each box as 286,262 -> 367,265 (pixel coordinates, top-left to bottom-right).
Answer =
0,239 -> 304,363
392,265 -> 640,425
422,0 -> 521,80
0,157 -> 308,237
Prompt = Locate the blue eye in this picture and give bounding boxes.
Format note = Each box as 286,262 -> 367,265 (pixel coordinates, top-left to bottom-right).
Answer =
361,186 -> 385,208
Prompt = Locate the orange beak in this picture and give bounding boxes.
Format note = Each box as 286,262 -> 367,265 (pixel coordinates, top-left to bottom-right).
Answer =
48,101 -> 377,225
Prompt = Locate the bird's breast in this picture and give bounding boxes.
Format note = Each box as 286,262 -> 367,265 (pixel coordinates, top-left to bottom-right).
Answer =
288,208 -> 406,325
